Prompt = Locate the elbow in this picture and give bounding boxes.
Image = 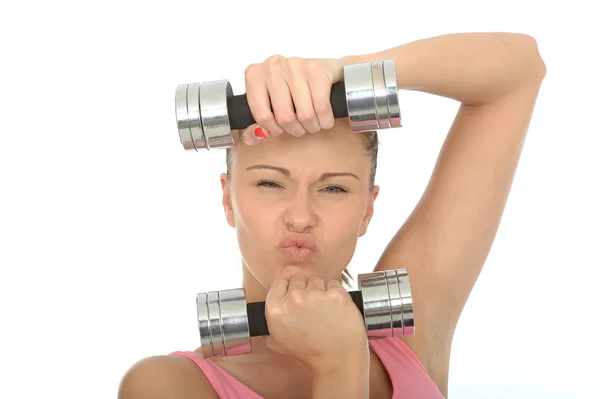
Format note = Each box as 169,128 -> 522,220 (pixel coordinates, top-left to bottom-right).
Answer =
499,32 -> 547,84
520,33 -> 548,82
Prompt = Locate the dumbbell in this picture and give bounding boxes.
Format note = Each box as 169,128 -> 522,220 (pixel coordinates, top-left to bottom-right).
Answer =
196,268 -> 414,358
175,59 -> 402,152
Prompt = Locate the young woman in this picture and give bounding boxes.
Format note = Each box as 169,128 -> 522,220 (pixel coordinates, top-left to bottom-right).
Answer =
119,32 -> 547,398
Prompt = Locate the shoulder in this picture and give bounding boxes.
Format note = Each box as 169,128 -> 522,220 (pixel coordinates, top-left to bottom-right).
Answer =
118,354 -> 219,399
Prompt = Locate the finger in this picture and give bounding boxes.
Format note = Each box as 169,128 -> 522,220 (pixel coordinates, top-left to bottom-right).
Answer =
326,280 -> 350,305
266,276 -> 290,303
287,63 -> 320,134
279,265 -> 306,281
307,74 -> 335,131
240,123 -> 270,146
287,274 -> 308,292
244,63 -> 284,137
306,276 -> 325,291
326,279 -> 344,292
266,72 -> 306,138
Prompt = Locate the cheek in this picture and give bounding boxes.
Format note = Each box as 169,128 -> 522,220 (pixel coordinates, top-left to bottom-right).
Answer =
314,204 -> 365,277
232,189 -> 278,254
234,189 -> 274,231
319,199 -> 368,253
325,199 -> 367,231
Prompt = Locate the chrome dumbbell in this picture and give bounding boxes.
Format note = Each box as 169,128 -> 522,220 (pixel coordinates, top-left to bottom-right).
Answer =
196,268 -> 414,358
175,59 -> 402,152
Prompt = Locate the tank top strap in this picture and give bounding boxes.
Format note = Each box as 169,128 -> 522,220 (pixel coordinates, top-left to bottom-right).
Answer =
169,351 -> 263,399
368,337 -> 445,398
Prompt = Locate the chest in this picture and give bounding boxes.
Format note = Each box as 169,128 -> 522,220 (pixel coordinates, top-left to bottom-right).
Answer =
213,350 -> 393,399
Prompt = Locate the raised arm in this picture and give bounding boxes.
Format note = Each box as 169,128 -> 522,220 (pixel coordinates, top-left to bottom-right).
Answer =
344,32 -> 546,394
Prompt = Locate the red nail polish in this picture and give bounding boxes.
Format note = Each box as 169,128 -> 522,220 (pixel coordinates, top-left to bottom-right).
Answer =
253,126 -> 268,140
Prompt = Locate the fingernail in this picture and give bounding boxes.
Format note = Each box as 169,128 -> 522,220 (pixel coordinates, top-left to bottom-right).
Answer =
253,126 -> 269,140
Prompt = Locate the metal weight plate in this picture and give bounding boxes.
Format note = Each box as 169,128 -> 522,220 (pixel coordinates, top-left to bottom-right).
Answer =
357,268 -> 414,338
196,288 -> 251,358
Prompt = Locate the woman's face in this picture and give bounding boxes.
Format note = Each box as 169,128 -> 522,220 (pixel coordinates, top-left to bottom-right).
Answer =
220,121 -> 379,289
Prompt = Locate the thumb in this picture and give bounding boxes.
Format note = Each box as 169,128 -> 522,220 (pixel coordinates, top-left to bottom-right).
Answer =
241,124 -> 270,145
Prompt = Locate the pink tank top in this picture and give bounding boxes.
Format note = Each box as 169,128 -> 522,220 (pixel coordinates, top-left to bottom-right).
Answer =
169,337 -> 444,398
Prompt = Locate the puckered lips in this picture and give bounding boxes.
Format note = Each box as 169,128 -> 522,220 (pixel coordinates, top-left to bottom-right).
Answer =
279,234 -> 318,262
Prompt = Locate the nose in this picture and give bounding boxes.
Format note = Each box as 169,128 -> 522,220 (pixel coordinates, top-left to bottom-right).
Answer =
282,191 -> 316,233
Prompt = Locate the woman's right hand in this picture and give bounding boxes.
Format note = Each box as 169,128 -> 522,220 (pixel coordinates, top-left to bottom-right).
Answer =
240,55 -> 346,145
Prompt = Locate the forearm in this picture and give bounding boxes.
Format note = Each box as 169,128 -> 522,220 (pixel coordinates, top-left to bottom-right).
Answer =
311,359 -> 370,399
343,32 -> 546,106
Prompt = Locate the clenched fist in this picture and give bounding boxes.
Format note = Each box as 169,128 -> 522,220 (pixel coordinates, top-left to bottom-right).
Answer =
264,266 -> 369,375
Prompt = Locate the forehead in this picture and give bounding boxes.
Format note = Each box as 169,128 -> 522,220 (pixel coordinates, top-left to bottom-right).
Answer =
232,123 -> 369,173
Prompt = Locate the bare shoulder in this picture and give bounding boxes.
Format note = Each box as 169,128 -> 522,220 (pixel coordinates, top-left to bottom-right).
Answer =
118,354 -> 218,399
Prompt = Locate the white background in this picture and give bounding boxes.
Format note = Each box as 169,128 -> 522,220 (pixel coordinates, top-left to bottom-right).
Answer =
1,1 -> 599,398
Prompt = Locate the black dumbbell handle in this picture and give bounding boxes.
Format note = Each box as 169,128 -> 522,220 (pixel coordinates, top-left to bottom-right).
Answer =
227,82 -> 349,131
246,290 -> 364,336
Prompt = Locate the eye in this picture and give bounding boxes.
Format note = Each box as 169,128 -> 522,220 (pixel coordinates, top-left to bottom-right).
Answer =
322,185 -> 348,194
256,179 -> 282,189
255,180 -> 348,194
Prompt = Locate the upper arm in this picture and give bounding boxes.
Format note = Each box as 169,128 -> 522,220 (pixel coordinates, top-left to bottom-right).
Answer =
373,75 -> 546,392
374,73 -> 546,333
118,355 -> 219,399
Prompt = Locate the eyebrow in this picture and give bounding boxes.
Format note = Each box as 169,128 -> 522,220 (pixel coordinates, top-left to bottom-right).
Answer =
245,164 -> 360,180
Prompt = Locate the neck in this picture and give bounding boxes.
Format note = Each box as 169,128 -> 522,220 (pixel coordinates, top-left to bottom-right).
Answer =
238,261 -> 282,360
241,261 -> 269,304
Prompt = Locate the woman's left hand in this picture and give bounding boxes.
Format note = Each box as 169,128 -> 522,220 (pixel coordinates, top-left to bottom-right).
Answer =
240,55 -> 346,145
264,266 -> 369,375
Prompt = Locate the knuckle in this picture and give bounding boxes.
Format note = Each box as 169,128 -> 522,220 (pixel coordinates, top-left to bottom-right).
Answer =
298,111 -> 316,123
276,112 -> 298,127
287,56 -> 305,74
288,289 -> 304,305
254,111 -> 275,126
306,59 -> 324,75
296,109 -> 316,124
265,301 -> 284,319
314,101 -> 332,117
264,54 -> 286,74
326,286 -> 347,303
244,63 -> 259,81
287,56 -> 302,66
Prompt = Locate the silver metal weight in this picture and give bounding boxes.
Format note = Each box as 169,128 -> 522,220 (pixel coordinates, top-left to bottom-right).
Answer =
175,80 -> 235,151
358,268 -> 414,338
195,268 -> 414,358
344,60 -> 402,132
175,59 -> 402,151
196,288 -> 252,358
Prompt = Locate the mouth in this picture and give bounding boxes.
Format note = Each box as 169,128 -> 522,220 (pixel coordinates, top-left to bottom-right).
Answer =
279,235 -> 318,262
